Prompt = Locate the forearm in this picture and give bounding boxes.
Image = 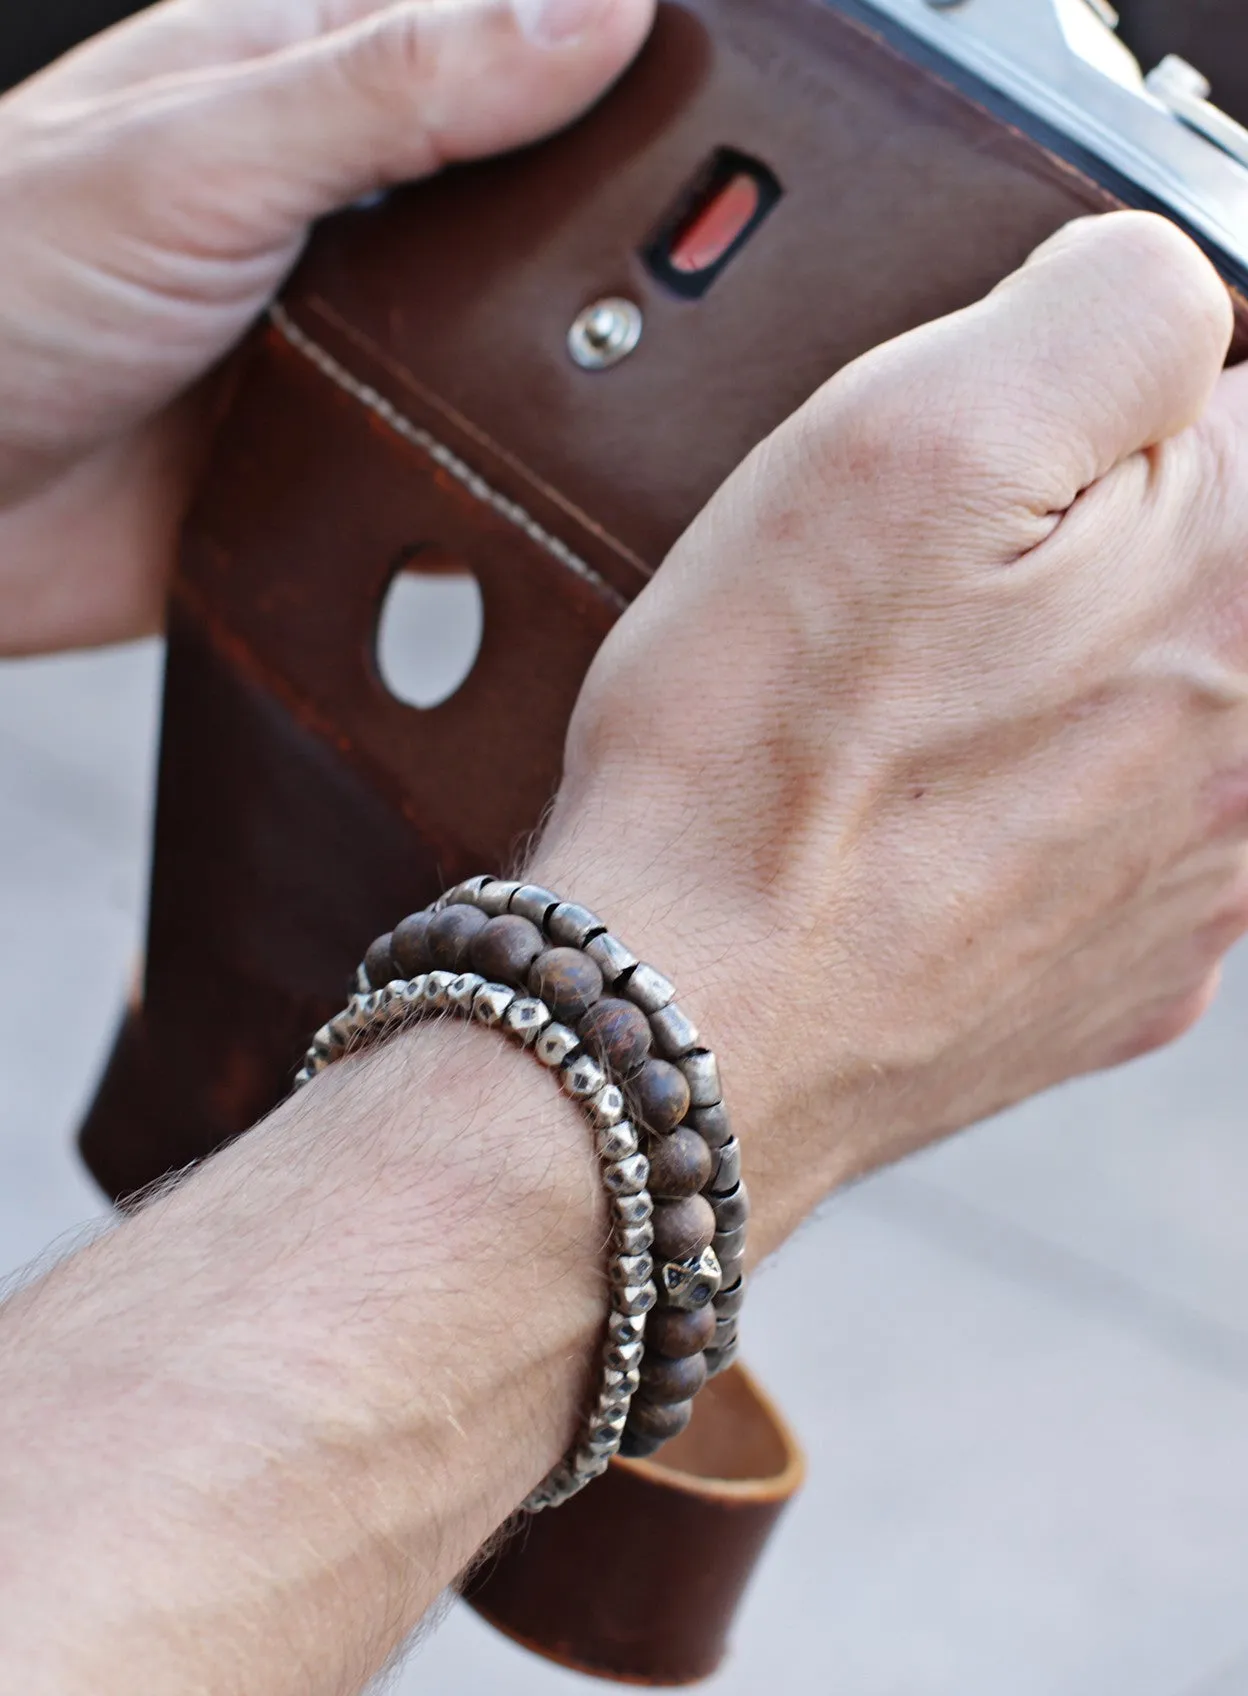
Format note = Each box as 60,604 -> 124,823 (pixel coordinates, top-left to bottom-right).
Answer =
0,1019 -> 604,1696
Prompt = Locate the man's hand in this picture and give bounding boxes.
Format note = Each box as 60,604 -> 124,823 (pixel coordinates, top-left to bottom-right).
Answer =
535,213 -> 1248,1247
0,0 -> 654,653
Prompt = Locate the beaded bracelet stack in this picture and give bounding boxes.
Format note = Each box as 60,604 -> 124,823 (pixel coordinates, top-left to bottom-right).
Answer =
292,875 -> 748,1512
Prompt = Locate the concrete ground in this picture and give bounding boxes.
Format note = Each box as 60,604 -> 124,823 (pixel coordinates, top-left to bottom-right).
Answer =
2,639 -> 1247,1696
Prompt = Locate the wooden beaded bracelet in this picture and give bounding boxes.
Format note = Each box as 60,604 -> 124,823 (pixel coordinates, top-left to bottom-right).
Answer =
292,875 -> 748,1510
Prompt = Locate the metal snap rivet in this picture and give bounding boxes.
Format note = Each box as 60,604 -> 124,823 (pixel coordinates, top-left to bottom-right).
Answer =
567,298 -> 644,371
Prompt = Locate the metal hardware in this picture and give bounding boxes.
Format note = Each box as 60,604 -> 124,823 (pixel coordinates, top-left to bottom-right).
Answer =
567,298 -> 644,371
1146,56 -> 1248,171
862,0 -> 1248,270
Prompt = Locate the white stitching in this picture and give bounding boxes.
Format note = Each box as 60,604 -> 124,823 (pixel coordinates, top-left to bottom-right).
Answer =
269,304 -> 627,612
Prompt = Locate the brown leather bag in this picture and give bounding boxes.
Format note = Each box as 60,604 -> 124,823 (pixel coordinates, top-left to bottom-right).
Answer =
78,0 -> 1248,1682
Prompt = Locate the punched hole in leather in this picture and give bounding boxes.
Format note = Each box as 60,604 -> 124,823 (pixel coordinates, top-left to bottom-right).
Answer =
464,1366 -> 805,1686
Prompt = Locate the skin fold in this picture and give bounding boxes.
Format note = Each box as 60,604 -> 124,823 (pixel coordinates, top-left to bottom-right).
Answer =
0,2 -> 1247,1691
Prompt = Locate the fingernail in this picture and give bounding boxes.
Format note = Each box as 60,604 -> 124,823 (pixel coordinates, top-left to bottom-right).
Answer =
514,0 -> 612,46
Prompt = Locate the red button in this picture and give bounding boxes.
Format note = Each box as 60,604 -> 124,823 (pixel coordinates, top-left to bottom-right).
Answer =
669,174 -> 763,275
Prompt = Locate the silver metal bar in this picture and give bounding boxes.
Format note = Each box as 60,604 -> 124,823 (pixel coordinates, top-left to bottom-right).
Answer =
855,0 -> 1248,268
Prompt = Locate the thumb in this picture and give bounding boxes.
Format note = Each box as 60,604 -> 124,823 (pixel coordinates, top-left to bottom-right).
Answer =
106,0 -> 655,231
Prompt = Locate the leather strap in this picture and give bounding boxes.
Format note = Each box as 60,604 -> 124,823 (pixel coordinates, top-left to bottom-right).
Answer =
464,1367 -> 804,1685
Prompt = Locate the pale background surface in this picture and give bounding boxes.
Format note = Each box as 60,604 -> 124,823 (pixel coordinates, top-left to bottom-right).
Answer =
2,640 -> 1247,1696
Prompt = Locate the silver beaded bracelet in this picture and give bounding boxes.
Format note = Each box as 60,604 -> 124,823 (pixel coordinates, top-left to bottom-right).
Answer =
292,875 -> 748,1511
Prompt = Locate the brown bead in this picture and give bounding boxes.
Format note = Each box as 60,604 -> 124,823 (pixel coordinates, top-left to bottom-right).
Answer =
646,1304 -> 717,1359
647,1127 -> 713,1199
578,997 -> 652,1077
640,1350 -> 708,1405
631,1059 -> 691,1135
626,1396 -> 693,1444
528,947 -> 603,1023
363,932 -> 396,989
651,1194 -> 716,1261
391,912 -> 433,977
469,914 -> 544,985
426,903 -> 489,971
618,1427 -> 665,1460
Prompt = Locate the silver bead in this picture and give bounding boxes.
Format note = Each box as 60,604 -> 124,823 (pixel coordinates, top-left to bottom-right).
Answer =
563,1053 -> 607,1099
472,982 -> 515,1026
616,1219 -> 654,1256
586,1426 -> 625,1457
679,1049 -> 723,1108
709,1137 -> 741,1193
584,931 -> 638,986
613,1191 -> 654,1227
605,1337 -> 644,1372
626,962 -> 676,1014
650,1003 -> 701,1058
712,1181 -> 750,1233
446,971 -> 485,1013
293,1066 -> 314,1089
353,963 -> 372,995
611,1252 -> 654,1287
659,1247 -> 722,1311
608,1310 -> 647,1346
712,1221 -> 747,1262
503,996 -> 552,1046
312,1023 -> 341,1053
714,1275 -> 747,1319
598,1382 -> 637,1417
330,1010 -> 360,1045
547,902 -> 606,948
593,1401 -> 631,1432
603,1152 -> 650,1195
597,1121 -> 639,1163
687,1103 -> 733,1149
587,1415 -> 624,1447
714,1314 -> 740,1349
585,1083 -> 626,1128
603,1364 -> 641,1399
444,875 -> 493,907
509,883 -> 561,925
613,1282 -> 656,1317
535,1022 -> 581,1067
422,970 -> 456,1010
399,976 -> 429,1008
476,878 -> 522,918
705,1335 -> 740,1377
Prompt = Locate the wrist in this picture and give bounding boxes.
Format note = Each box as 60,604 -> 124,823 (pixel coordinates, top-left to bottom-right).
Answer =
527,791 -> 893,1257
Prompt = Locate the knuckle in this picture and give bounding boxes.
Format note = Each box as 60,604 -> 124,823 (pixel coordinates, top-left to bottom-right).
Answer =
820,354 -> 1008,497
342,10 -> 429,108
1068,213 -> 1232,359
